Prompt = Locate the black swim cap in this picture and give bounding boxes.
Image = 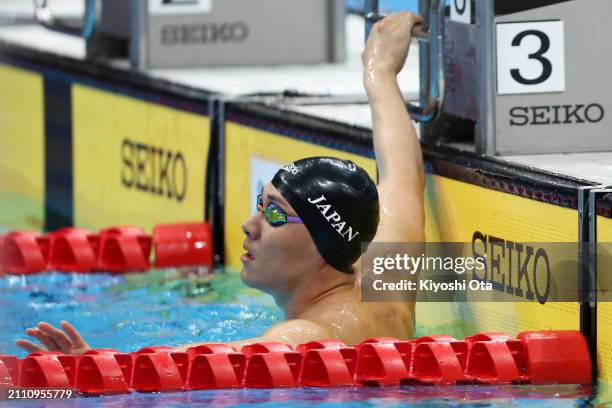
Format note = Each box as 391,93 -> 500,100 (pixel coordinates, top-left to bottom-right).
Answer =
271,157 -> 379,273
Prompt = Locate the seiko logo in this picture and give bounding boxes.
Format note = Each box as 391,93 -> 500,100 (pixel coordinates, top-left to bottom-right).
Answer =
509,103 -> 604,126
284,163 -> 299,175
307,195 -> 359,242
472,231 -> 550,304
161,22 -> 249,46
121,139 -> 187,202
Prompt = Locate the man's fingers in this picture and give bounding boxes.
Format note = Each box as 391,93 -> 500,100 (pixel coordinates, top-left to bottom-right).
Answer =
400,11 -> 423,23
25,327 -> 60,351
412,16 -> 425,29
37,322 -> 73,350
399,13 -> 424,34
60,321 -> 88,349
15,339 -> 43,354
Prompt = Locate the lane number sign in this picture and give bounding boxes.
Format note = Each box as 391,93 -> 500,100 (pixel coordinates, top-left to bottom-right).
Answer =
450,0 -> 471,24
496,21 -> 565,95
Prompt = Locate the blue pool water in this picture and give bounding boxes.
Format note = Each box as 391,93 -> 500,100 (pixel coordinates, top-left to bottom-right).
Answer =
1,269 -> 280,356
0,269 -> 608,407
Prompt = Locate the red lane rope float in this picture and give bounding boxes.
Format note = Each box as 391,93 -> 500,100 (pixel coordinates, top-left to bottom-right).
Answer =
0,235 -> 4,274
298,340 -> 357,387
0,356 -> 18,387
153,222 -> 212,269
47,228 -> 98,272
95,227 -> 151,272
184,344 -> 245,390
242,342 -> 302,388
0,231 -> 47,274
0,330 -> 591,396
0,222 -> 212,275
355,337 -> 412,385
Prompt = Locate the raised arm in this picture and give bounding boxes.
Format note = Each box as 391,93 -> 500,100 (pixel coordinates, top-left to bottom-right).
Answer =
363,13 -> 426,243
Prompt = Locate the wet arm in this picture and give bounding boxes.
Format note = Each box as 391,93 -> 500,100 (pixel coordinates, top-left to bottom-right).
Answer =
363,13 -> 425,242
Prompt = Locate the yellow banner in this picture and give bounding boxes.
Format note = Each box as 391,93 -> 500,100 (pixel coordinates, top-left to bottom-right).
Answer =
417,175 -> 580,338
72,85 -> 210,232
597,215 -> 612,382
0,64 -> 44,231
223,122 -> 376,269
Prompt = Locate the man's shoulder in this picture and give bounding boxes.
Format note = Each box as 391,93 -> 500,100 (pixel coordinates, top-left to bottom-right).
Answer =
261,319 -> 332,344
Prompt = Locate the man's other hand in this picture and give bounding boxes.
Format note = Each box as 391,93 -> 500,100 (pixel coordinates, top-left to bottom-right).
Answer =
16,321 -> 92,355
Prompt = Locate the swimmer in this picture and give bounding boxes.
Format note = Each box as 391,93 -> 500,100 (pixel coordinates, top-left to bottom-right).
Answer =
16,12 -> 425,354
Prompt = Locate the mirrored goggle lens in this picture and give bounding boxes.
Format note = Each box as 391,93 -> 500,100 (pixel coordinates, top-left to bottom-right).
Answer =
265,204 -> 287,226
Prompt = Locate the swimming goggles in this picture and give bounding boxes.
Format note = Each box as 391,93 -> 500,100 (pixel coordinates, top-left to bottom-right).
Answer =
257,194 -> 303,227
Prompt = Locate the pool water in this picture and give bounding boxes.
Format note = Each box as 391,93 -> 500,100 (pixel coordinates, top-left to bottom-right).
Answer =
0,269 -> 608,407
1,269 -> 280,356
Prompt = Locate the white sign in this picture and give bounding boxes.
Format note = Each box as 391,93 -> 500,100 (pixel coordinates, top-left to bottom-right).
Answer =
450,0 -> 471,24
250,156 -> 282,216
496,21 -> 565,95
148,0 -> 212,16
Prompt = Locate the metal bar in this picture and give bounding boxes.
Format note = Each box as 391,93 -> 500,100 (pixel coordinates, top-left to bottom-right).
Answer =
416,0 -> 445,123
34,0 -> 98,39
130,0 -> 148,69
364,0 -> 379,41
418,0 -> 429,135
206,97 -> 216,225
578,185 -> 594,380
206,97 -> 226,267
326,0 -> 346,63
252,92 -> 420,106
476,0 -> 496,155
586,187 -> 612,381
579,186 -> 591,299
216,98 -> 226,267
587,188 -> 599,381
364,0 -> 445,123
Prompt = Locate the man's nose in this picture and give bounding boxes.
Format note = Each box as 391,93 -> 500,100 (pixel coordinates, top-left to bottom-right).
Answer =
242,213 -> 262,240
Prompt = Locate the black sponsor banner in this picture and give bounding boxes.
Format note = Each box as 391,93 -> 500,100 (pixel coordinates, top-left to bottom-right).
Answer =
44,74 -> 73,231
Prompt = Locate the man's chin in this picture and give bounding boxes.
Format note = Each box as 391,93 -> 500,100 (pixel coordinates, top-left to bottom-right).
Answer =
240,267 -> 257,289
240,267 -> 270,293
239,267 -> 248,282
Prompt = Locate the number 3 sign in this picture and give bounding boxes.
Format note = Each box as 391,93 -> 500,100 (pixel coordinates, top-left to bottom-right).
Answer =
450,0 -> 471,24
496,21 -> 565,95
